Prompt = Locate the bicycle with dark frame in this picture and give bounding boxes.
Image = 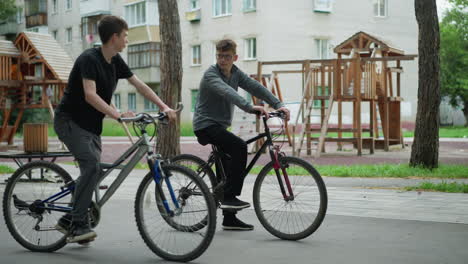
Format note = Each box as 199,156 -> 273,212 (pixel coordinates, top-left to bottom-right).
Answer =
172,110 -> 328,240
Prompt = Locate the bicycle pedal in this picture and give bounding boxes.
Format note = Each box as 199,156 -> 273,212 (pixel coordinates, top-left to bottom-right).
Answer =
99,185 -> 108,190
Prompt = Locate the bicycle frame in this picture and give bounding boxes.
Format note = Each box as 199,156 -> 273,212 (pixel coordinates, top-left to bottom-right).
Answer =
35,128 -> 174,214
207,114 -> 295,200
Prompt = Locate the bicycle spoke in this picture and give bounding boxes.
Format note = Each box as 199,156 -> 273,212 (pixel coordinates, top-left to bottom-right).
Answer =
254,156 -> 327,240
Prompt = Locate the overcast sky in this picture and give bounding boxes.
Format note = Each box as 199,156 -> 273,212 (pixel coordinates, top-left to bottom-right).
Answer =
436,0 -> 452,18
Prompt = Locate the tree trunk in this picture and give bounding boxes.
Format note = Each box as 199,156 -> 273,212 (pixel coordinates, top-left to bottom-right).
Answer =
410,0 -> 441,168
463,105 -> 468,127
156,0 -> 182,158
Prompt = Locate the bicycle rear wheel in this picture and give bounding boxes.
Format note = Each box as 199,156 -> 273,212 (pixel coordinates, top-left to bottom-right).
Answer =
171,154 -> 217,194
134,164 -> 216,262
253,156 -> 327,240
2,161 -> 73,252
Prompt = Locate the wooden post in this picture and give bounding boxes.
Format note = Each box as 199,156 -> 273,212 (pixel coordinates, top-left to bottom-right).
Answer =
320,65 -> 326,153
337,55 -> 343,151
383,52 -> 390,151
397,60 -> 403,148
355,57 -> 362,156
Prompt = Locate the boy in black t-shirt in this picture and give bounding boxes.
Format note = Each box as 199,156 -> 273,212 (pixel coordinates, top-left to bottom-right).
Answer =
54,16 -> 176,243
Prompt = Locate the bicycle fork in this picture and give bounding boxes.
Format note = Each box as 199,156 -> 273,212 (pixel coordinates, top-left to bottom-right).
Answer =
270,146 -> 295,201
149,157 -> 181,216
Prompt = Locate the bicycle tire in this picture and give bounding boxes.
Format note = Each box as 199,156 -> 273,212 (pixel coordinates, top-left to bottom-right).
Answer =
168,154 -> 218,232
2,161 -> 73,252
253,156 -> 327,240
134,164 -> 216,262
171,154 -> 217,193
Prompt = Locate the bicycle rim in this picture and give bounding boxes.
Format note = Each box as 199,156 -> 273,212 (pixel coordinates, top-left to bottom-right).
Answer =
135,164 -> 216,262
2,161 -> 72,252
253,156 -> 328,240
171,154 -> 217,193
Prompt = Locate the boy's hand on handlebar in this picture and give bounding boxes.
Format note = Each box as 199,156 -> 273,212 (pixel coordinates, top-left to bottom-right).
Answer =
251,105 -> 269,119
120,111 -> 136,118
162,108 -> 177,123
277,107 -> 290,121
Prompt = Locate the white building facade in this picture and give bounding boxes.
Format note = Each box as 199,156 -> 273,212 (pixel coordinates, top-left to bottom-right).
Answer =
178,0 -> 418,125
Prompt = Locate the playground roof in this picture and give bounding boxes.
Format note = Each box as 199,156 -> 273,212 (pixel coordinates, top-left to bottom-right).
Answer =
16,32 -> 73,81
0,40 -> 20,57
334,31 -> 405,56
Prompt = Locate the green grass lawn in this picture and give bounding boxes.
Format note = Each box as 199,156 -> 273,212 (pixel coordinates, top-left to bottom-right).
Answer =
34,122 -> 468,139
0,165 -> 15,174
297,126 -> 467,139
45,120 -> 196,137
2,162 -> 467,193
406,181 -> 468,193
251,164 -> 468,178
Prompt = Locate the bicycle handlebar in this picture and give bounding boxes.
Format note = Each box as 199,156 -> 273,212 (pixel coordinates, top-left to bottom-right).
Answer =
253,110 -> 287,119
118,103 -> 183,124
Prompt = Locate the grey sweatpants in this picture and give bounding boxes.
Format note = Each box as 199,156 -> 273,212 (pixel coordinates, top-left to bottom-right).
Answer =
54,112 -> 101,224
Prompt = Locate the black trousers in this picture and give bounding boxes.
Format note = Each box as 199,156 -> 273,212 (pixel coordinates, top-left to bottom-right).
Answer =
194,125 -> 248,198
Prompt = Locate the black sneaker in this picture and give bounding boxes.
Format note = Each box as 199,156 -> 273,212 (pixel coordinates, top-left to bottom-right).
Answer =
220,197 -> 251,210
222,216 -> 254,231
55,214 -> 72,234
66,223 -> 97,243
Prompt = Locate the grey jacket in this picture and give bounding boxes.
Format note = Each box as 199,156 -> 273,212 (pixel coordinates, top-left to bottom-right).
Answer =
193,64 -> 284,131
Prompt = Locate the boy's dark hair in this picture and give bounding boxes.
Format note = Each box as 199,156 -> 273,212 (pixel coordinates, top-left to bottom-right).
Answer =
98,16 -> 128,44
216,39 -> 237,54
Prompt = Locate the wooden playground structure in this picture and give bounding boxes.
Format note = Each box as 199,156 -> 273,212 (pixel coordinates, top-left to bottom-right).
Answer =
254,32 -> 417,157
0,32 -> 72,147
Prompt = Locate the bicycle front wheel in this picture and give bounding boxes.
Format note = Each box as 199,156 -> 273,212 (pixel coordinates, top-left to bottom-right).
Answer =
134,164 -> 216,262
2,161 -> 73,252
253,156 -> 327,240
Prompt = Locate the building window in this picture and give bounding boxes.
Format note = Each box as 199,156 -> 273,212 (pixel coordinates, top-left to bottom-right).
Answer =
125,1 -> 146,27
191,89 -> 199,112
314,0 -> 332,13
243,0 -> 256,12
16,8 -> 23,24
213,0 -> 231,17
374,0 -> 387,17
25,0 -> 47,16
144,98 -> 158,111
128,93 -> 136,111
244,38 -> 256,60
192,45 -> 201,66
66,0 -> 72,10
52,30 -> 58,40
82,20 -> 88,37
66,27 -> 72,43
128,42 -> 160,69
190,0 -> 200,10
315,39 -> 329,59
52,0 -> 57,13
113,94 -> 121,110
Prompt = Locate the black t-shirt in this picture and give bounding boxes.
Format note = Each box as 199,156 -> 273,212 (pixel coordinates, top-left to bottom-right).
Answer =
57,47 -> 133,135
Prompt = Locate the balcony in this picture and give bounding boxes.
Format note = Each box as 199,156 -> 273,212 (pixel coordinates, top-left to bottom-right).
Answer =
185,9 -> 201,22
0,21 -> 18,36
25,13 -> 47,28
80,0 -> 111,17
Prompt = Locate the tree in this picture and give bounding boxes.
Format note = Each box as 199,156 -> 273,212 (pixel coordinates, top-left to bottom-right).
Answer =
156,0 -> 183,158
440,0 -> 468,125
0,0 -> 17,22
410,0 -> 441,169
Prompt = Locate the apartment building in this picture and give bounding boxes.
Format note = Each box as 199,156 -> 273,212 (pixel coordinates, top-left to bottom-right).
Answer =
178,0 -> 419,124
1,0 -> 419,125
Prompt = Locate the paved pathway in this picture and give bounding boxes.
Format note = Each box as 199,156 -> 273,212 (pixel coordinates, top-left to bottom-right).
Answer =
1,163 -> 467,263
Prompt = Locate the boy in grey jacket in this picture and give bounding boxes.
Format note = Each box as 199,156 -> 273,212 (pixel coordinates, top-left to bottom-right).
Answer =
193,39 -> 290,230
